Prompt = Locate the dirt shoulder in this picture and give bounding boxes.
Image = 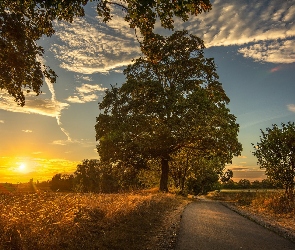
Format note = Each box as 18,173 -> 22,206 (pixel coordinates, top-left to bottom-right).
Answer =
148,199 -> 191,250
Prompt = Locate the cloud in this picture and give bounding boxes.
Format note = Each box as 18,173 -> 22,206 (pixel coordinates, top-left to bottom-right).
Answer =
270,66 -> 283,73
77,84 -> 106,93
52,140 -> 68,146
51,138 -> 96,148
0,55 -> 70,124
66,96 -> 85,104
238,40 -> 295,63
75,75 -> 93,82
174,0 -> 295,63
45,0 -> 295,74
22,130 -> 33,133
50,7 -> 141,74
230,167 -> 249,171
32,152 -> 42,155
0,120 -> 4,123
66,83 -> 106,103
0,91 -> 69,117
238,155 -> 247,159
287,104 -> 295,112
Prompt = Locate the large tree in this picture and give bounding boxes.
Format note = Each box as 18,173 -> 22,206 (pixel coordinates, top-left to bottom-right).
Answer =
0,0 -> 211,106
95,30 -> 242,191
252,122 -> 295,197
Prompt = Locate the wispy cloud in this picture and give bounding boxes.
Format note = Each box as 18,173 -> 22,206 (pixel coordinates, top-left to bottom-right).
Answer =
66,83 -> 106,103
0,91 -> 69,117
51,140 -> 68,146
22,130 -> 32,133
179,0 -> 295,64
0,120 -> 4,123
0,55 -> 72,142
51,8 -> 141,74
47,0 -> 295,75
231,167 -> 249,171
75,75 -> 93,82
270,66 -> 283,73
287,104 -> 295,112
238,40 -> 295,64
32,152 -> 42,155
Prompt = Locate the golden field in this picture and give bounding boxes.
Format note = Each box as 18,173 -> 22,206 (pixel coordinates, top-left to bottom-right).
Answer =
0,190 -> 188,250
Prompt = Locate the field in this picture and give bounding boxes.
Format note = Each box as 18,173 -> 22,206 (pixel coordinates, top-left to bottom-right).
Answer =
0,190 -> 189,250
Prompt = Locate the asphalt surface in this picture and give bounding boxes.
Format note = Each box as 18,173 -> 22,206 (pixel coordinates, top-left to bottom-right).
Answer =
175,199 -> 295,250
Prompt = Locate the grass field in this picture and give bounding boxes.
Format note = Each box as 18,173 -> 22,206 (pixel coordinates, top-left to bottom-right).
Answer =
0,190 -> 188,250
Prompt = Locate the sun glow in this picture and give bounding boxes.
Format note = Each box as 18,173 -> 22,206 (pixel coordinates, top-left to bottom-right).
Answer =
18,163 -> 27,172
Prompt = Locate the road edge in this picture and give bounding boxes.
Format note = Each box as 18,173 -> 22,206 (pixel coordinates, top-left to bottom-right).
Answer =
221,201 -> 295,243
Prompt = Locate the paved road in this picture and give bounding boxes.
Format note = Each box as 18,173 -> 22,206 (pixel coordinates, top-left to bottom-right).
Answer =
175,199 -> 295,250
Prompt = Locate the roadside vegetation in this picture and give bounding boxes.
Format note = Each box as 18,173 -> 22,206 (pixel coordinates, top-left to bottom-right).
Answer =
207,189 -> 295,239
0,189 -> 189,250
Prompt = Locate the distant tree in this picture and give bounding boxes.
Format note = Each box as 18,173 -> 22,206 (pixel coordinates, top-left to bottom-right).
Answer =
0,0 -> 211,106
96,31 -> 242,192
35,180 -> 51,190
252,122 -> 295,197
50,174 -> 74,192
222,179 -> 237,189
185,158 -> 221,195
73,159 -> 141,193
28,178 -> 37,192
220,169 -> 233,183
261,178 -> 278,189
238,179 -> 251,189
251,180 -> 261,189
74,159 -> 102,193
170,149 -> 225,194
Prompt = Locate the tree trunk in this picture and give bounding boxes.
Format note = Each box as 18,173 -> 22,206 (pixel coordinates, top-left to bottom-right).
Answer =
160,158 -> 169,192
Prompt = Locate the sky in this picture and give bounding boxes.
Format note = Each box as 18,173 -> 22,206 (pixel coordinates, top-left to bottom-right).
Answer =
0,0 -> 295,183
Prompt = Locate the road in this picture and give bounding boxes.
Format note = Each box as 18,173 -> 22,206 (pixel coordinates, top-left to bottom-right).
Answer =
175,199 -> 295,250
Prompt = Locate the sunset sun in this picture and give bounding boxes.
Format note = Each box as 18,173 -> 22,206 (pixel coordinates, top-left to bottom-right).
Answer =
18,163 -> 26,172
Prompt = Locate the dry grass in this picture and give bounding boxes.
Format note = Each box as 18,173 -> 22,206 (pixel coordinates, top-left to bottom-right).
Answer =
0,190 -> 188,250
207,190 -> 295,239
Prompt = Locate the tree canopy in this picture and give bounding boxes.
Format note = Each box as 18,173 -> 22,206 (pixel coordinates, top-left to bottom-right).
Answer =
0,0 -> 212,106
95,30 -> 242,191
252,122 -> 295,196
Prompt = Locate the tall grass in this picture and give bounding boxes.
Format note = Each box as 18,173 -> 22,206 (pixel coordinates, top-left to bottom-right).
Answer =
208,190 -> 295,215
0,190 -> 185,249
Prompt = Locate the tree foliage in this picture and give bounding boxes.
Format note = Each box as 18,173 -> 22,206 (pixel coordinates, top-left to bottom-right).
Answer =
170,148 -> 226,194
0,0 -> 211,106
252,122 -> 295,196
50,173 -> 74,192
220,169 -> 233,183
96,30 -> 242,191
73,159 -> 142,193
74,159 -> 104,193
185,157 -> 222,195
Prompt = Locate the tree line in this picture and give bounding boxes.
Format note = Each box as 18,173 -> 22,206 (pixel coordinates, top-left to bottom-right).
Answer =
46,166 -> 281,193
47,159 -> 234,195
221,179 -> 280,190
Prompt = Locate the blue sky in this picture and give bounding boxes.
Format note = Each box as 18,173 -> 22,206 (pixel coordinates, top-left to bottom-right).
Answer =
0,0 -> 295,182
